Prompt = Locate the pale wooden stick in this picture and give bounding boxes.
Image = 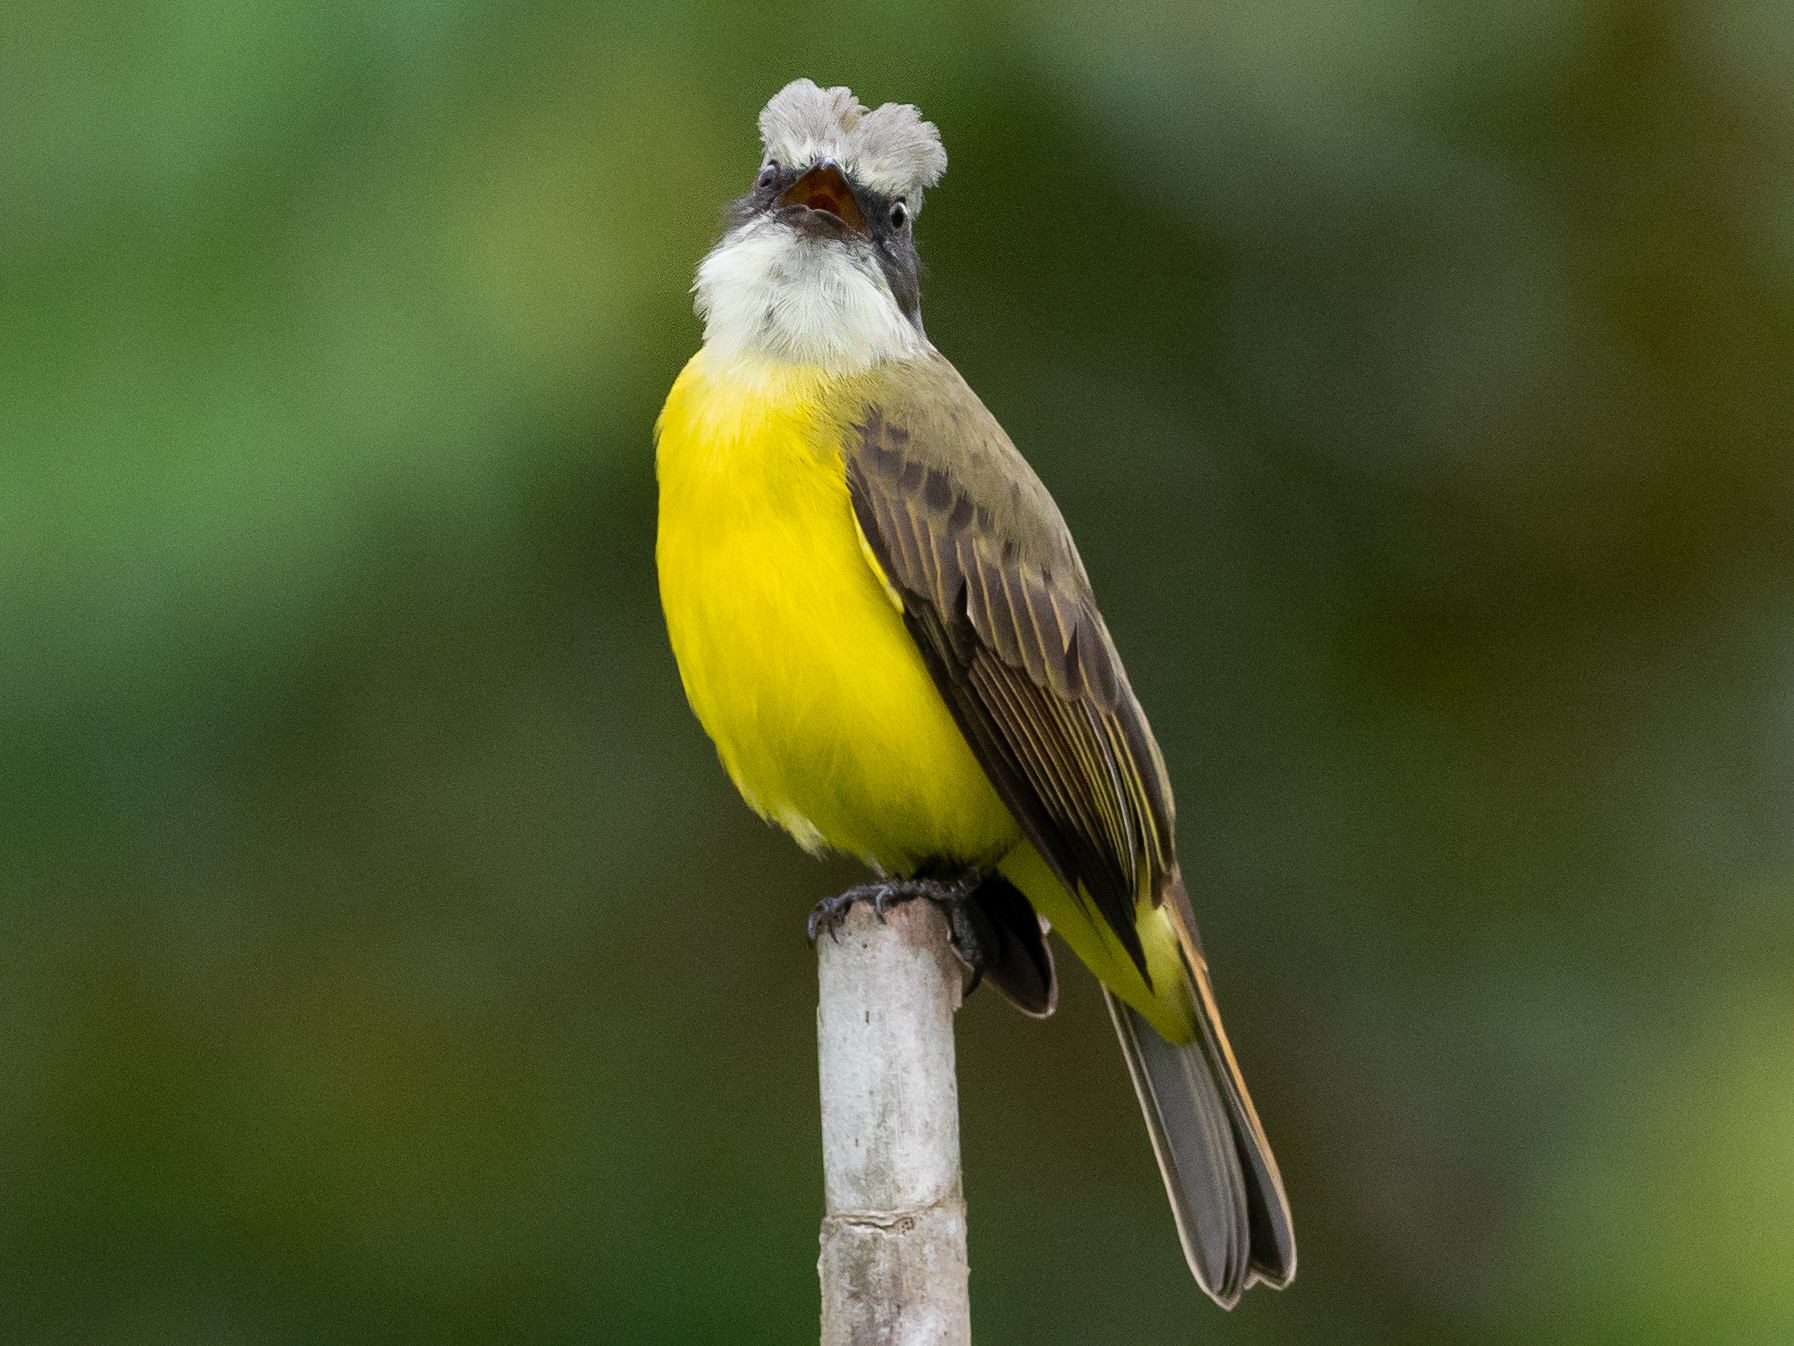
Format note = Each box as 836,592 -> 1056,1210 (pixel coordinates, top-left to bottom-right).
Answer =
816,899 -> 971,1346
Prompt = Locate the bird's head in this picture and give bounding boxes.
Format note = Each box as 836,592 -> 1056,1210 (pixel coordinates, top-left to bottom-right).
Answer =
695,80 -> 948,374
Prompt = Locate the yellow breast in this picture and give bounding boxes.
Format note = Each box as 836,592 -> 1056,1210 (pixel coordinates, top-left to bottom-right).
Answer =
654,348 -> 1019,873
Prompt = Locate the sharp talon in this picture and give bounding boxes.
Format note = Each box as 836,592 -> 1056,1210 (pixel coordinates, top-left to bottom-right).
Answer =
809,873 -> 990,953
807,890 -> 866,946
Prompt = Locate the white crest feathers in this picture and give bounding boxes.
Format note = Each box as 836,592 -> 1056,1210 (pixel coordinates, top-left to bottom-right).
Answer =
758,79 -> 948,208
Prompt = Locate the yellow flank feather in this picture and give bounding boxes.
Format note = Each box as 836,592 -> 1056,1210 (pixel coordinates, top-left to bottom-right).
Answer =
655,346 -> 1197,1044
656,347 -> 1018,872
1000,845 -> 1196,1043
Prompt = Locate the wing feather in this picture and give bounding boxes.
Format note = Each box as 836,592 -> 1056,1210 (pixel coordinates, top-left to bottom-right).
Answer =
838,363 -> 1295,1302
843,368 -> 1176,972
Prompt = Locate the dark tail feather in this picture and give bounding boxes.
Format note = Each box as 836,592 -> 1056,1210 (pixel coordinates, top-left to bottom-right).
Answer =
1105,965 -> 1295,1307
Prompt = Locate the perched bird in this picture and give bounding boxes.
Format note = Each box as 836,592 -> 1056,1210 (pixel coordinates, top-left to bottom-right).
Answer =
655,79 -> 1294,1307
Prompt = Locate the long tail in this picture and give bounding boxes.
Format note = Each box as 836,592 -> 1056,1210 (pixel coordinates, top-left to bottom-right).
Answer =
1106,881 -> 1296,1308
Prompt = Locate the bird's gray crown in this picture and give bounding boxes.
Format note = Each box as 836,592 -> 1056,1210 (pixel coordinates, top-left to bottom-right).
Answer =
758,79 -> 947,210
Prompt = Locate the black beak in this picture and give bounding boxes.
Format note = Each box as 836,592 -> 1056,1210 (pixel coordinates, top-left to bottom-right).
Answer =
776,160 -> 868,234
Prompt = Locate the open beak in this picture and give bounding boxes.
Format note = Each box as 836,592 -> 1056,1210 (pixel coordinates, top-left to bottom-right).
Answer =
776,160 -> 868,234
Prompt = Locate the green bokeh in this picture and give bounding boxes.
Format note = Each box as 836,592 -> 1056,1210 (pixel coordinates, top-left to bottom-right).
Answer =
4,0 -> 1792,1340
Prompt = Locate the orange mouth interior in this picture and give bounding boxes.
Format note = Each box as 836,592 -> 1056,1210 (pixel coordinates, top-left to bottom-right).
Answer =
777,163 -> 868,232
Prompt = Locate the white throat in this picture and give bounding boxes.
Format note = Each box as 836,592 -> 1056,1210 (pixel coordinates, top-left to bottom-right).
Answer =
694,217 -> 926,375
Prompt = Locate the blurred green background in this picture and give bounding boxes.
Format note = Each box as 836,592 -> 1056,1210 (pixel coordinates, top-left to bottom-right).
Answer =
5,0 -> 1793,1341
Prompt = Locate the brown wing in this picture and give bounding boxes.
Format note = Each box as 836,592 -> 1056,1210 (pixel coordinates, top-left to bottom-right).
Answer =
841,360 -> 1177,975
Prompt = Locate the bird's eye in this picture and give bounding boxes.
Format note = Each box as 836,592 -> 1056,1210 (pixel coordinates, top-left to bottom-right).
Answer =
889,201 -> 908,229
758,162 -> 779,188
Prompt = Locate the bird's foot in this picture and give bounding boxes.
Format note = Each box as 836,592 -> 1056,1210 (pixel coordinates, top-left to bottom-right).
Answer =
807,874 -> 978,942
806,873 -> 996,996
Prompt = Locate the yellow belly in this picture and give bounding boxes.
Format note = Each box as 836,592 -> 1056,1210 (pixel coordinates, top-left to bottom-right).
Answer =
654,348 -> 1020,873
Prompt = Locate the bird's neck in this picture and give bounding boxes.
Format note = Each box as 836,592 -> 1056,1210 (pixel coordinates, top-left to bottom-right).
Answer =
694,219 -> 926,376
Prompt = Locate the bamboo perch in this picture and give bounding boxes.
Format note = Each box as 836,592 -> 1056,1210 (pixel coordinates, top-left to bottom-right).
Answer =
816,899 -> 972,1346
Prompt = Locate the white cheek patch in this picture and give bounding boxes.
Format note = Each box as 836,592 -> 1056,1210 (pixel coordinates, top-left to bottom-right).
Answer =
694,219 -> 925,374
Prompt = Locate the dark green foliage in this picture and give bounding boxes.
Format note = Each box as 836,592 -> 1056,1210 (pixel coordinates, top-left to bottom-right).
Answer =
4,1 -> 1793,1341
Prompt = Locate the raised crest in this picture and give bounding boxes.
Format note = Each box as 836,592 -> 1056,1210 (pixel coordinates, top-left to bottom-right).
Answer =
758,79 -> 948,208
